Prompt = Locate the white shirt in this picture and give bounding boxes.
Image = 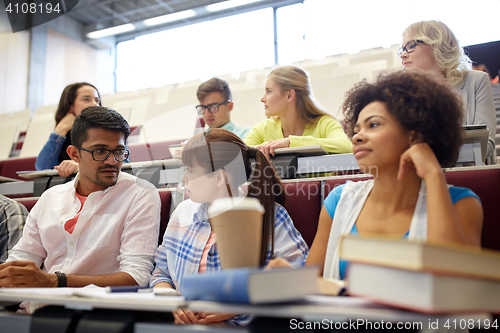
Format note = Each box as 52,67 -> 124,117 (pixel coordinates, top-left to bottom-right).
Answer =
8,172 -> 161,286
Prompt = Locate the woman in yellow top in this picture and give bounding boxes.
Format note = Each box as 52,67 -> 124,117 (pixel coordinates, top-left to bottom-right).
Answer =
244,66 -> 353,157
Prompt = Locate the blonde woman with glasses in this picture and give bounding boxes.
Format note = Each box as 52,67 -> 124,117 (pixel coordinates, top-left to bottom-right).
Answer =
399,20 -> 497,164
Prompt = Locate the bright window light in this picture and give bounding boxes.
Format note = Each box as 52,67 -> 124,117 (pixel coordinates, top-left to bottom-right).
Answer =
116,8 -> 274,92
205,0 -> 263,12
143,10 -> 196,26
116,0 -> 500,92
276,3 -> 305,65
87,24 -> 135,39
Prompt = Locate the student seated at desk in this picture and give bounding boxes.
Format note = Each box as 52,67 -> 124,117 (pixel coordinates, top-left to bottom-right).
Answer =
399,20 -> 497,163
196,78 -> 251,139
35,82 -> 101,177
244,66 -> 352,158
269,70 -> 483,281
0,107 -> 160,312
151,128 -> 308,326
0,194 -> 28,263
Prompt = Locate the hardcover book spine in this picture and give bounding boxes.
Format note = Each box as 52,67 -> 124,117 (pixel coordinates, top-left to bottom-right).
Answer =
181,269 -> 251,303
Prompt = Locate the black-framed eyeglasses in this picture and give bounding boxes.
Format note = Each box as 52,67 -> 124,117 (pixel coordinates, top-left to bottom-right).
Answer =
77,146 -> 129,162
397,40 -> 424,57
195,101 -> 230,116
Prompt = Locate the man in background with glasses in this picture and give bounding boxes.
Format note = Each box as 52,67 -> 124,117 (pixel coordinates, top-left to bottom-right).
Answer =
0,106 -> 160,309
196,78 -> 251,139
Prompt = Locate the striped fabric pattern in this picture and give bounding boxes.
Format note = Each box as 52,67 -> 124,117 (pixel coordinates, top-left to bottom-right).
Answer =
151,200 -> 309,289
0,195 -> 29,263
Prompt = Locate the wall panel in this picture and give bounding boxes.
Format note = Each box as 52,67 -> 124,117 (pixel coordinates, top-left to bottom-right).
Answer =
0,31 -> 29,114
43,29 -> 114,107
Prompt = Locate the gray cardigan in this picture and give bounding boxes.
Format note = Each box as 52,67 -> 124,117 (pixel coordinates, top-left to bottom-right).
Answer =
454,70 -> 497,164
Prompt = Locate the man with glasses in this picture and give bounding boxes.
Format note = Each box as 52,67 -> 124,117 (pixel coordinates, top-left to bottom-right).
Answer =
0,107 -> 160,302
196,78 -> 251,139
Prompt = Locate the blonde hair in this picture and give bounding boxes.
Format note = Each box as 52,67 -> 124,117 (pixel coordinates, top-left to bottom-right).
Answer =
268,66 -> 330,126
404,20 -> 472,85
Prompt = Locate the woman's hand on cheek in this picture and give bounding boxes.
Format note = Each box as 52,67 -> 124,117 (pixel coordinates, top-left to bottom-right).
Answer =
54,113 -> 76,136
397,143 -> 442,180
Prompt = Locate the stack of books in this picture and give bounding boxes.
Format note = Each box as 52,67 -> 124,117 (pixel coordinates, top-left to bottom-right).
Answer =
340,235 -> 500,313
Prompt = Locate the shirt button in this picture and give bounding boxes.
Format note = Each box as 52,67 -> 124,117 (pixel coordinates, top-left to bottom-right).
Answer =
60,221 -> 64,224
69,241 -> 74,246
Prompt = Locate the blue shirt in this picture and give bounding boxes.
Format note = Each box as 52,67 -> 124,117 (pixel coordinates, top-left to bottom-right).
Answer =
324,183 -> 481,280
220,121 -> 251,139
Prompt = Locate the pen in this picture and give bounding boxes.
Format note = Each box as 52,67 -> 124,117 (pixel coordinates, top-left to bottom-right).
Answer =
105,286 -> 153,293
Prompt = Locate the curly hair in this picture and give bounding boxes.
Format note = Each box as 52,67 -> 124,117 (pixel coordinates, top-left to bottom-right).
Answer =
404,20 -> 472,85
342,70 -> 464,167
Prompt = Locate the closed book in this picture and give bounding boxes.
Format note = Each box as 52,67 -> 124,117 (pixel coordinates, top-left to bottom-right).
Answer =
347,262 -> 500,313
340,235 -> 500,280
181,266 -> 319,304
273,145 -> 327,157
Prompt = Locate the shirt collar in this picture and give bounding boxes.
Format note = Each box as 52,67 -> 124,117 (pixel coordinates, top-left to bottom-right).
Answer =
193,202 -> 209,223
71,171 -> 123,198
220,120 -> 235,131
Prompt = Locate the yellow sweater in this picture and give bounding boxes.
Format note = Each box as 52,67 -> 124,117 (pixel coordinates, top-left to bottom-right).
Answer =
244,115 -> 353,154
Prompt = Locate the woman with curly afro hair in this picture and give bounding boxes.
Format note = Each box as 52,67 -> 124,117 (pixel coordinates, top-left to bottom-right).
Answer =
268,70 -> 483,281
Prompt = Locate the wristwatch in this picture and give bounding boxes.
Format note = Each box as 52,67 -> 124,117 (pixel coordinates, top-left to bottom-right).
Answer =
55,271 -> 67,287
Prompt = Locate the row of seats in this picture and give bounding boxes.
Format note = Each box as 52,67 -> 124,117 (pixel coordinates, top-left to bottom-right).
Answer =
0,157 -> 36,181
15,165 -> 500,253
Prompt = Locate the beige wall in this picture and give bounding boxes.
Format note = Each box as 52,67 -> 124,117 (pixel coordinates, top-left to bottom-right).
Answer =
0,28 -> 115,115
43,29 -> 115,106
0,31 -> 30,114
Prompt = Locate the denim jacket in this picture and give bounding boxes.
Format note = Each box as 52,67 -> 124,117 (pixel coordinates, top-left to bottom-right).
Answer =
35,132 -> 66,170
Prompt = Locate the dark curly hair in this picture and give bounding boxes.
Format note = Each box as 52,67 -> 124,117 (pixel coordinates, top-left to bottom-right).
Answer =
342,70 -> 464,167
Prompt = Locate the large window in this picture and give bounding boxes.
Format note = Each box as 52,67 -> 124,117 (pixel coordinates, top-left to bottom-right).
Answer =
116,8 -> 274,92
276,3 -> 305,65
116,0 -> 500,92
301,0 -> 500,59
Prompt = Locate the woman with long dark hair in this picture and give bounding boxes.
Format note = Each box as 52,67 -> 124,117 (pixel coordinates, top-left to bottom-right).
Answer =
35,82 -> 101,176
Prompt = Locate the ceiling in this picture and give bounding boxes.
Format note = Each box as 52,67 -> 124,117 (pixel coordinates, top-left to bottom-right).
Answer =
64,0 -> 300,41
66,0 -> 227,28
